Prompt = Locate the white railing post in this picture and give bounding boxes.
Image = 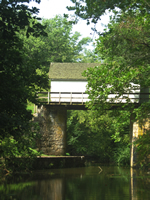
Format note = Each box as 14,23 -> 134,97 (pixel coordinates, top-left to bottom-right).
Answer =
48,91 -> 49,104
59,92 -> 61,104
70,92 -> 72,105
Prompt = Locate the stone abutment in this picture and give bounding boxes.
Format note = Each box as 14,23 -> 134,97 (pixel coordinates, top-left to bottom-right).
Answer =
130,116 -> 150,168
34,105 -> 67,156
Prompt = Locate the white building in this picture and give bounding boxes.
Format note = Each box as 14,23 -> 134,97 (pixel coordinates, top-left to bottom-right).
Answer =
49,63 -> 141,104
49,63 -> 100,103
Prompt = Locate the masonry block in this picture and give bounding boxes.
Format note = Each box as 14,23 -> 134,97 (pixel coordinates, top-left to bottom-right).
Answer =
35,105 -> 67,156
130,116 -> 150,168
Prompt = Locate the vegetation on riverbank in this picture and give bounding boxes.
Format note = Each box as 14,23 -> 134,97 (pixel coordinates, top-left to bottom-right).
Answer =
1,0 -> 150,174
0,0 -> 93,174
67,110 -> 130,166
67,0 -> 150,169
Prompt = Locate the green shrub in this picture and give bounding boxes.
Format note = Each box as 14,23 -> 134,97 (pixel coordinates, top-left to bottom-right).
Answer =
134,132 -> 150,169
113,145 -> 130,166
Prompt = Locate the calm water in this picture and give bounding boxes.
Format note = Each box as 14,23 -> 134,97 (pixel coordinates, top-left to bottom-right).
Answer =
0,165 -> 150,200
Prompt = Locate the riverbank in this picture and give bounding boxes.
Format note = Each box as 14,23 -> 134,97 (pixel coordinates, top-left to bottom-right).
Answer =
5,156 -> 85,171
33,156 -> 85,169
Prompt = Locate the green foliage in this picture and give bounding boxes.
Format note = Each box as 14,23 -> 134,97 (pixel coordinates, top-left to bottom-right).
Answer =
67,3 -> 144,165
67,110 -> 130,164
0,1 -> 93,173
0,134 -> 40,159
79,0 -> 150,168
27,102 -> 35,114
68,0 -> 150,24
0,0 -> 48,172
81,2 -> 150,115
23,15 -> 92,74
0,137 -> 19,158
42,15 -> 91,63
77,48 -> 101,63
134,132 -> 150,169
66,153 -> 70,156
113,145 -> 130,166
0,121 -> 41,172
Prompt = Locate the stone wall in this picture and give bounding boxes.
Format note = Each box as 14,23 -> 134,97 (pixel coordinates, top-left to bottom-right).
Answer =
130,117 -> 150,168
33,105 -> 67,156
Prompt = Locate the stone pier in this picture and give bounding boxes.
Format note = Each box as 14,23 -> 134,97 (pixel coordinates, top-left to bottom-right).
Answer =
35,105 -> 67,156
130,116 -> 149,168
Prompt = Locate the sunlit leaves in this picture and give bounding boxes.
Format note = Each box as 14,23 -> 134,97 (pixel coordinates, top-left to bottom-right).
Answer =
36,16 -> 91,64
134,130 -> 150,169
68,0 -> 150,24
0,0 -> 47,167
83,4 -> 150,112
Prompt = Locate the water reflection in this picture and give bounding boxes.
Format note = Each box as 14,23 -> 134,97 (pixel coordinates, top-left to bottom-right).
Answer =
130,167 -> 138,200
33,179 -> 65,200
130,167 -> 150,200
0,166 -> 150,200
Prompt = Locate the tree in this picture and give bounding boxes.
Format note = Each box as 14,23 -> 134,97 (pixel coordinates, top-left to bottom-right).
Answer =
83,6 -> 150,116
0,0 -> 48,171
67,110 -> 114,158
41,16 -> 92,63
77,48 -> 101,63
68,0 -> 150,167
67,109 -> 130,164
68,1 -> 150,111
22,15 -> 92,74
68,0 -> 150,24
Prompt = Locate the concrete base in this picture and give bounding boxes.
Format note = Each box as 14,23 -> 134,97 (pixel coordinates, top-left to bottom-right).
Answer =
6,156 -> 85,170
33,156 -> 85,170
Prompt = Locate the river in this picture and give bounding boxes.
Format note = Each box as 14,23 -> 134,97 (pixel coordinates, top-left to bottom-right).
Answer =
0,165 -> 150,200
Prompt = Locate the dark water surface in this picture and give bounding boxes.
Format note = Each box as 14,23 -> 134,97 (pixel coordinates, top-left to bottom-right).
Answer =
0,165 -> 150,200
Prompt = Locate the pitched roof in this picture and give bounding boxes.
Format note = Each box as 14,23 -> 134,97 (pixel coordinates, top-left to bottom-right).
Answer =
49,63 -> 101,80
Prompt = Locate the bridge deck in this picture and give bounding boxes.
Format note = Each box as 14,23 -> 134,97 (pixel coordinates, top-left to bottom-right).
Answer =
37,91 -> 150,104
33,91 -> 149,112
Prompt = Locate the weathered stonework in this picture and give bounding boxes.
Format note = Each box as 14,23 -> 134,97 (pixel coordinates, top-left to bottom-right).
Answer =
130,117 -> 150,168
33,105 -> 67,156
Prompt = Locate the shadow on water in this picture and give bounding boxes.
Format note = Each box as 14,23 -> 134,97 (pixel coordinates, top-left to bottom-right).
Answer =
0,165 -> 150,200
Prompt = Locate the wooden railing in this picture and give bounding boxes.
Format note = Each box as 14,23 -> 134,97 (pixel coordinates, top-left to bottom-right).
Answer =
37,92 -> 89,105
37,92 -> 150,105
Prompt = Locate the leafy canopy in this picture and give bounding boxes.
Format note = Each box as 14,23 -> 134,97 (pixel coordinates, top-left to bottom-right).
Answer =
0,0 -> 47,167
68,0 -> 150,168
21,15 -> 92,75
82,2 -> 150,118
68,0 -> 150,24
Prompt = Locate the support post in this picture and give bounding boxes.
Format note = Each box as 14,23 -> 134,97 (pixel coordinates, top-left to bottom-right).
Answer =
130,114 -> 145,168
48,91 -> 49,104
70,92 -> 72,105
36,105 -> 67,156
130,114 -> 133,168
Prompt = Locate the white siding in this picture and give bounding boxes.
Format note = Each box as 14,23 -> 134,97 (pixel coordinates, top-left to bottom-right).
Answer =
50,81 -> 89,103
51,81 -> 87,92
50,81 -> 140,103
